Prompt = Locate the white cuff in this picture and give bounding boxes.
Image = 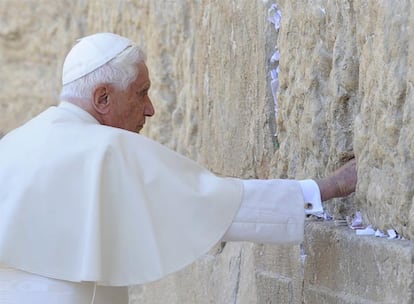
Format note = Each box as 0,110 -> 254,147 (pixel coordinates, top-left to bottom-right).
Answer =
298,179 -> 324,217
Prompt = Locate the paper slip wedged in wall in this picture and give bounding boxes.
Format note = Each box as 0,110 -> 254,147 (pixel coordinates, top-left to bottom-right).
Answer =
356,225 -> 375,236
270,50 -> 280,63
375,229 -> 385,237
387,229 -> 405,240
350,211 -> 364,229
268,4 -> 282,30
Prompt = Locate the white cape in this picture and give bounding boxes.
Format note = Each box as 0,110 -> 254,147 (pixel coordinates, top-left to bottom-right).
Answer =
0,103 -> 243,286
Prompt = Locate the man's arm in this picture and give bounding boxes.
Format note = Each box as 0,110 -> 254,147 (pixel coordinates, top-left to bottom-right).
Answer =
222,158 -> 358,244
315,158 -> 357,202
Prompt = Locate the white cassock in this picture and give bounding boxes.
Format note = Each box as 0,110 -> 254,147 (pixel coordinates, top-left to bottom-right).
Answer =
0,102 -> 322,303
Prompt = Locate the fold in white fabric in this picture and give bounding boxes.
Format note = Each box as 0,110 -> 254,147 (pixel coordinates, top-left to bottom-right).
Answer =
0,265 -> 127,304
0,102 -> 243,286
223,179 -> 305,243
0,175 -> 318,303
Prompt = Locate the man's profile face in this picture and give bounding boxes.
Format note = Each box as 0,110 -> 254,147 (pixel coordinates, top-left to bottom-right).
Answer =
107,62 -> 154,133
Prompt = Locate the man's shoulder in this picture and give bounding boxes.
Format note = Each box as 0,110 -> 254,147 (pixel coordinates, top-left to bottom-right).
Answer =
0,104 -> 158,164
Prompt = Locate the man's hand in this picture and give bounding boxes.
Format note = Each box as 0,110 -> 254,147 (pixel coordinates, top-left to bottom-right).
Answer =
316,158 -> 357,202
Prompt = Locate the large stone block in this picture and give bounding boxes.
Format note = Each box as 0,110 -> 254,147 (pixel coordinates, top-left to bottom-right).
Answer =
129,242 -> 258,304
304,221 -> 414,304
0,0 -> 88,134
352,0 -> 414,239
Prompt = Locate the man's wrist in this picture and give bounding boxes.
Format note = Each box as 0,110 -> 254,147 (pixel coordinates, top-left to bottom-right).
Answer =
315,177 -> 337,202
316,159 -> 357,201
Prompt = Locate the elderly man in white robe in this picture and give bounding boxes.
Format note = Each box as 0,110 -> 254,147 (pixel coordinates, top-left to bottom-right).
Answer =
0,33 -> 357,304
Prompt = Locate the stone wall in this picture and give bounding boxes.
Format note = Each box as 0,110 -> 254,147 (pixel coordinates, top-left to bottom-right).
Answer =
2,0 -> 414,303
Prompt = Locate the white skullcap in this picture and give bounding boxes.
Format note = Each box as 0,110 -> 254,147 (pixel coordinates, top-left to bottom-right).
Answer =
62,32 -> 133,85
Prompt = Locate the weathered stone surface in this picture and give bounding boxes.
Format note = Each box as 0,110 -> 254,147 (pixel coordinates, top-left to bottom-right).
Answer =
304,221 -> 414,304
274,0 -> 360,220
353,0 -> 414,239
0,0 -> 88,133
129,242 -> 259,304
2,0 -> 414,303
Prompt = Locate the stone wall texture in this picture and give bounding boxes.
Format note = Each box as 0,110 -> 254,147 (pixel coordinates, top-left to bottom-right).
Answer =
2,0 -> 414,303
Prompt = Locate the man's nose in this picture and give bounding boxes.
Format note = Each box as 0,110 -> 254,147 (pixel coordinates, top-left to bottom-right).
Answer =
144,98 -> 155,117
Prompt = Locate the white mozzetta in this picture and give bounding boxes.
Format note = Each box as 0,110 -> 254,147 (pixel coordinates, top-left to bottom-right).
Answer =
0,102 -> 243,286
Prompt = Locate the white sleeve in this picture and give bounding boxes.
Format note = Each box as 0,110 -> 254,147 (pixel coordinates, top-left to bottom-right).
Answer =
297,179 -> 324,217
222,179 -> 323,244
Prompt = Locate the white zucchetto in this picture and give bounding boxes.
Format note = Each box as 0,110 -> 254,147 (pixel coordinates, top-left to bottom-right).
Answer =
62,32 -> 133,85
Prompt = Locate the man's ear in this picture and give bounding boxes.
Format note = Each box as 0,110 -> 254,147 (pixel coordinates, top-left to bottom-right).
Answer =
92,85 -> 110,114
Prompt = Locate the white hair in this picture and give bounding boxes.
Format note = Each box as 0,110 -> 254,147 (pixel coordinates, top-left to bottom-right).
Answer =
60,45 -> 146,102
